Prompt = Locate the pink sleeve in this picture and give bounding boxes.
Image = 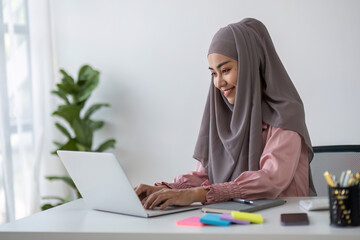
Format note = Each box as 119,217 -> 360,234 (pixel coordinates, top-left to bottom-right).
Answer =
160,162 -> 209,189
204,126 -> 304,203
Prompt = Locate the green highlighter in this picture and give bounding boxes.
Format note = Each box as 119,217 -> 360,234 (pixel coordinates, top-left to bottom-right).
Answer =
231,211 -> 263,224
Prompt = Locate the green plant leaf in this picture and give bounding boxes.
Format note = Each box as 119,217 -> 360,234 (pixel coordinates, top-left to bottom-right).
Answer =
77,65 -> 97,83
53,141 -> 63,148
77,69 -> 100,102
55,122 -> 72,139
75,142 -> 89,151
88,120 -> 104,131
41,194 -> 75,210
51,138 -> 78,154
77,80 -> 99,102
60,69 -> 75,85
60,70 -> 77,90
83,103 -> 110,120
72,118 -> 93,148
52,140 -> 63,154
59,138 -> 79,151
51,90 -> 70,105
77,65 -> 92,86
95,139 -> 116,152
45,176 -> 77,190
57,69 -> 81,95
52,105 -> 81,126
56,83 -> 72,95
41,203 -> 62,211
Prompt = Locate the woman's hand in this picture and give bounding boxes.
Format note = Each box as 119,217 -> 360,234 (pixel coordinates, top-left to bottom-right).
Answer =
141,187 -> 207,210
134,184 -> 169,202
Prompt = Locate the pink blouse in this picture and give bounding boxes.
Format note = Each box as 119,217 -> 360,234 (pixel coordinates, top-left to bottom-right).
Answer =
160,123 -> 309,203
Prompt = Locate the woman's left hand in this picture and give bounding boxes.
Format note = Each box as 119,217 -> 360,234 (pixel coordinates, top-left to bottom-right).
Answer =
143,187 -> 207,210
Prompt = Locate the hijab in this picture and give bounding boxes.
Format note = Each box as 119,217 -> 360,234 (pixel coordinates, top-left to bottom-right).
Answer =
193,18 -> 316,195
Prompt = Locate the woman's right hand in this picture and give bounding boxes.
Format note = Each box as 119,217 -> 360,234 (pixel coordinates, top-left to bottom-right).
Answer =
134,184 -> 168,203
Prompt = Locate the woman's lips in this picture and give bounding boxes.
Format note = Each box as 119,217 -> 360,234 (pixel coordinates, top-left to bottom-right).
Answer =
223,87 -> 235,97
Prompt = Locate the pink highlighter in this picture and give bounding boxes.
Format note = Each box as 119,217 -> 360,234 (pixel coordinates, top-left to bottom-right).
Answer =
176,216 -> 205,227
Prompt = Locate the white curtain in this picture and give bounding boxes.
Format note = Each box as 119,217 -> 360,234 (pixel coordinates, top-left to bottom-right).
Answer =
0,0 -> 36,224
28,0 -> 55,217
0,0 -> 68,224
29,0 -> 71,215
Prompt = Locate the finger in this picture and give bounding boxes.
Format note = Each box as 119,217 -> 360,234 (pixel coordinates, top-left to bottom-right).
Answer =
149,194 -> 166,210
135,184 -> 148,196
138,192 -> 147,201
134,185 -> 143,196
143,193 -> 157,209
159,199 -> 172,210
144,191 -> 165,209
143,188 -> 174,209
141,195 -> 149,205
149,189 -> 178,210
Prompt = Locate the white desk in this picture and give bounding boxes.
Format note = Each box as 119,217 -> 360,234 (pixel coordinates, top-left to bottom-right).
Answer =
0,197 -> 359,240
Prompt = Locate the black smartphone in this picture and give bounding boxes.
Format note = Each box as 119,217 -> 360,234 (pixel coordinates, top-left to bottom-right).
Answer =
280,213 -> 309,226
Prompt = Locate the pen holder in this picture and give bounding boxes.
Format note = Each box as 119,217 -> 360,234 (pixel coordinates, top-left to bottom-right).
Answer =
329,184 -> 360,227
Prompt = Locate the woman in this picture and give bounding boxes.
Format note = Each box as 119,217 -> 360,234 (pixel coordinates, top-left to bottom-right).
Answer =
135,18 -> 316,210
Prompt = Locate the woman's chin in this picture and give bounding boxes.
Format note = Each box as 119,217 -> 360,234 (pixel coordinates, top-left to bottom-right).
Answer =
227,97 -> 235,104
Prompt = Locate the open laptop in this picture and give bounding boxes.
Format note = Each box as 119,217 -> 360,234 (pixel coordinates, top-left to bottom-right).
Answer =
57,150 -> 201,218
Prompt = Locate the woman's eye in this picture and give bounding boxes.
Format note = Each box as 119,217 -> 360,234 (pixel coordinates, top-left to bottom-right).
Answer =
211,72 -> 216,77
222,69 -> 230,74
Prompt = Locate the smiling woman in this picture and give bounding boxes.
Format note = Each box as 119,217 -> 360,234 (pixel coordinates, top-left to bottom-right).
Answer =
135,18 -> 315,209
208,54 -> 238,104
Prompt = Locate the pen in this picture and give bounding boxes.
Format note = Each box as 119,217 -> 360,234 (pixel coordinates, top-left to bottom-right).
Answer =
339,171 -> 346,187
342,170 -> 352,187
233,198 -> 254,205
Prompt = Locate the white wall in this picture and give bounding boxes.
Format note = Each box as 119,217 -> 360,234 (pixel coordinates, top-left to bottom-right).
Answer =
49,0 -> 360,185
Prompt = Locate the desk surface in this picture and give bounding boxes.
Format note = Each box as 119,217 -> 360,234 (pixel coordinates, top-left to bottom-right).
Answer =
0,197 -> 359,240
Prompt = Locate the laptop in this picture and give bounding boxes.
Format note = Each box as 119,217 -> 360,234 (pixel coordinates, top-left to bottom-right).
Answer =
57,150 -> 201,218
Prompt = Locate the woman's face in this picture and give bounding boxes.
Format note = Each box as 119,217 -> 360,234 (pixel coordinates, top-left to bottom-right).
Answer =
208,53 -> 238,104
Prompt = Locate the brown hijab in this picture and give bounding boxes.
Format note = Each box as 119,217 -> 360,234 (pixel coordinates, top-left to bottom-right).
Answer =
193,18 -> 315,195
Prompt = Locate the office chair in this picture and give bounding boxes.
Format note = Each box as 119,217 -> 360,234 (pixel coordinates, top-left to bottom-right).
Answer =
310,145 -> 360,196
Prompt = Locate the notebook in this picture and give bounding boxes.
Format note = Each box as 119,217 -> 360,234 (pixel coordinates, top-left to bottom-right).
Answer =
201,199 -> 285,214
57,150 -> 201,218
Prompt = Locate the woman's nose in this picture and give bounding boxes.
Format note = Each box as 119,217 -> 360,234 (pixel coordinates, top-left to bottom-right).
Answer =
213,75 -> 226,89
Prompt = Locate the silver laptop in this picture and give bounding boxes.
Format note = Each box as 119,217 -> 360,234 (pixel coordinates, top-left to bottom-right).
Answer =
57,150 -> 201,217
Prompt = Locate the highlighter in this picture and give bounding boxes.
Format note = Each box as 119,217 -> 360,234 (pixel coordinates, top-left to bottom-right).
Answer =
176,216 -> 205,227
200,214 -> 231,226
323,171 -> 336,187
231,211 -> 263,224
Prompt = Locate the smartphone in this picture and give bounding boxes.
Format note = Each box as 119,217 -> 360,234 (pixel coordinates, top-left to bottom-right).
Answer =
280,213 -> 309,226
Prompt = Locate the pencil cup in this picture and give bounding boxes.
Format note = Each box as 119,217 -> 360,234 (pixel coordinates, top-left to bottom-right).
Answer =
329,184 -> 360,227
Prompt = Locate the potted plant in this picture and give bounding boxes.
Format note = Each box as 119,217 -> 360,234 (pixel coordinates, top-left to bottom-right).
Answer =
41,64 -> 116,210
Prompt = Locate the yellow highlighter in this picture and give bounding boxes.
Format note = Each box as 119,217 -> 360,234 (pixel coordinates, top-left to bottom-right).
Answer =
323,171 -> 336,187
231,211 -> 263,224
